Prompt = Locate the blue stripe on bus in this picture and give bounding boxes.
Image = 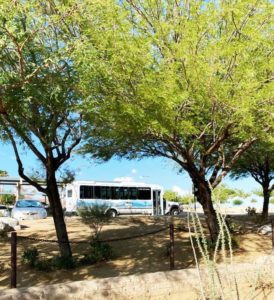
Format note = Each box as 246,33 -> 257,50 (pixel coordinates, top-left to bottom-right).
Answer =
76,199 -> 152,209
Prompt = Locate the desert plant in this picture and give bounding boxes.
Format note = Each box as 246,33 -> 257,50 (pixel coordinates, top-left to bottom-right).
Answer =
233,199 -> 243,206
80,239 -> 113,265
22,248 -> 39,267
34,258 -> 52,271
51,255 -> 76,270
246,207 -> 257,216
77,204 -> 112,239
0,194 -> 16,206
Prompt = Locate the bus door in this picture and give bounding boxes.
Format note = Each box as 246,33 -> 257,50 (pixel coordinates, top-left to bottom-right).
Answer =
153,190 -> 161,215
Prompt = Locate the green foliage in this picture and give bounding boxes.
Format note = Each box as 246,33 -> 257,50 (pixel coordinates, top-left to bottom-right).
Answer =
246,207 -> 257,216
22,247 -> 39,267
34,258 -> 52,272
251,199 -> 257,203
0,0 -> 83,257
253,189 -> 274,197
270,198 -> 274,204
22,247 -> 76,271
80,239 -> 113,265
0,194 -> 16,206
77,204 -> 112,239
51,255 -> 76,270
76,0 -> 273,181
180,194 -> 194,204
213,184 -> 249,203
233,199 -> 243,206
164,190 -> 180,202
0,170 -> 8,177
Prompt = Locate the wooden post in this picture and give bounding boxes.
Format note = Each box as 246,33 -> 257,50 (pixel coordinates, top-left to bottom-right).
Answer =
169,223 -> 175,270
272,220 -> 274,249
10,231 -> 17,288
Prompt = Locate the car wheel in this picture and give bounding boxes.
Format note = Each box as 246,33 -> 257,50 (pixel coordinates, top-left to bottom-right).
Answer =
107,209 -> 117,218
170,208 -> 179,216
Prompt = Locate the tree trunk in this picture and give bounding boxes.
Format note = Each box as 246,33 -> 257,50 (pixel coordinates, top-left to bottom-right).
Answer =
261,186 -> 270,222
47,172 -> 72,258
194,179 -> 219,241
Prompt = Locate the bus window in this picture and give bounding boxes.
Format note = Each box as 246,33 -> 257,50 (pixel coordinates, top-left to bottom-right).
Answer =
112,187 -> 121,199
101,186 -> 111,199
137,188 -> 151,200
122,187 -> 129,199
94,186 -> 101,199
80,186 -> 94,199
129,187 -> 137,200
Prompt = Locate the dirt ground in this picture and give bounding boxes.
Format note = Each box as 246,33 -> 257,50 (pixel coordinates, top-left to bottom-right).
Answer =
0,215 -> 273,291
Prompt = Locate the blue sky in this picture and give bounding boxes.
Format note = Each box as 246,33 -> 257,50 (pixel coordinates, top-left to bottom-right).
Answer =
0,142 -> 260,195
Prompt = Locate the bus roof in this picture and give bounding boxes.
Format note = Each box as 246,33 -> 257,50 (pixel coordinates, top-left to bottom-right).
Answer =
66,180 -> 163,189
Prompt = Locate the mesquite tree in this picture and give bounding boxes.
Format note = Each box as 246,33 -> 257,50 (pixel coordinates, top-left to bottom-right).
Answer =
231,141 -> 274,221
0,0 -> 82,257
75,0 -> 273,240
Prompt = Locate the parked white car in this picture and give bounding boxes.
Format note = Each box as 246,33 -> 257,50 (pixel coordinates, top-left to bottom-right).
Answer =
11,200 -> 47,220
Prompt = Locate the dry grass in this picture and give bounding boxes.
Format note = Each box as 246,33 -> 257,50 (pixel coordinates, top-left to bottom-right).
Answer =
0,215 -> 273,291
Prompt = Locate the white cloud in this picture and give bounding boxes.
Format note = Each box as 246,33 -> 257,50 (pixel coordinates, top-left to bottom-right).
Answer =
131,169 -> 137,174
171,185 -> 191,196
113,176 -> 134,182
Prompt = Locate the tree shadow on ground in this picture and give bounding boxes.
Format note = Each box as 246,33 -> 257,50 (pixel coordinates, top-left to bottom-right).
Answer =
0,215 -> 272,290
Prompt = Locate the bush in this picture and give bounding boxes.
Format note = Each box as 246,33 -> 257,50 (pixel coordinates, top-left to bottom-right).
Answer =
270,198 -> 274,204
22,248 -> 76,271
81,239 -> 113,265
51,255 -> 76,270
35,258 -> 52,271
22,248 -> 39,267
246,206 -> 257,216
0,194 -> 16,206
233,199 -> 243,206
77,204 -> 112,239
251,198 -> 257,203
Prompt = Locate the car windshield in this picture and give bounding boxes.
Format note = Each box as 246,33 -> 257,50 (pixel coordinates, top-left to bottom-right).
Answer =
16,200 -> 43,208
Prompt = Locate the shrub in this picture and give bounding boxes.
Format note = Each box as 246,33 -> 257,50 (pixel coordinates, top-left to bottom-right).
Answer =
22,247 -> 39,267
270,198 -> 274,204
22,248 -> 76,271
246,207 -> 257,216
0,194 -> 16,206
51,255 -> 76,270
35,258 -> 52,271
77,204 -> 112,239
251,199 -> 257,203
81,239 -> 113,265
233,199 -> 243,206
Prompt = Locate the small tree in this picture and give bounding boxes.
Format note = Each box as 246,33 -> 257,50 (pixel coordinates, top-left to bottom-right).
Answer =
164,190 -> 183,202
76,0 -> 273,240
231,141 -> 273,221
77,204 -> 111,240
0,0 -> 82,257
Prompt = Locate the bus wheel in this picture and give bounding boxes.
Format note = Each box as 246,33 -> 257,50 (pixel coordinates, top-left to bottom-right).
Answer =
107,209 -> 117,218
170,208 -> 179,216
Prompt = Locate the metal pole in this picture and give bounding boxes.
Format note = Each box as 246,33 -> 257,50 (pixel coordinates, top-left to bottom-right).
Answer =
11,231 -> 17,288
169,223 -> 175,270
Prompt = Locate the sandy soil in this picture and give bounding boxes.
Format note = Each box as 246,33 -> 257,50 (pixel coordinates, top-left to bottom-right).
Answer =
0,215 -> 273,291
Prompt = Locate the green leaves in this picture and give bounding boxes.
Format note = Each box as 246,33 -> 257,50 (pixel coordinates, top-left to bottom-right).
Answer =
75,0 -> 273,189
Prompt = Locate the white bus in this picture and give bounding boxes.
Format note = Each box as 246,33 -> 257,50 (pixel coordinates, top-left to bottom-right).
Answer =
63,181 -> 181,217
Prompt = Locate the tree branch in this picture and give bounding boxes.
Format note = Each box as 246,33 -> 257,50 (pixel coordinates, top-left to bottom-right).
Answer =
4,125 -> 47,194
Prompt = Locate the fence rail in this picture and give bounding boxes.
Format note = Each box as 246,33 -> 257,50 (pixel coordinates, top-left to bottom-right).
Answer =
9,221 -> 274,289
